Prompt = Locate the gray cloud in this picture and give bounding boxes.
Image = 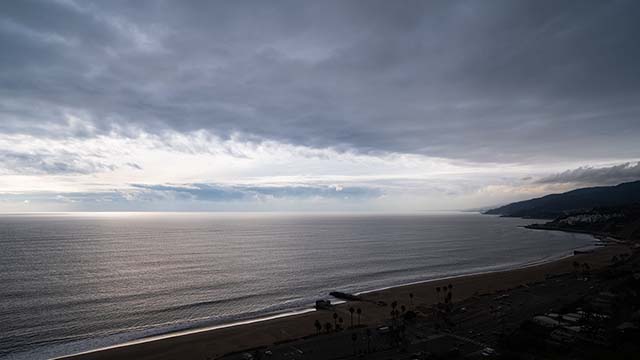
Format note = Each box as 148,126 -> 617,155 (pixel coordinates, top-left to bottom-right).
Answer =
536,162 -> 640,185
0,149 -> 115,175
1,0 -> 640,162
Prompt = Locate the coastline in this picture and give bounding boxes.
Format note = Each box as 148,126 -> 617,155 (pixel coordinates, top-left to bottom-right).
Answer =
60,236 -> 626,360
524,223 -> 626,242
53,247 -> 577,359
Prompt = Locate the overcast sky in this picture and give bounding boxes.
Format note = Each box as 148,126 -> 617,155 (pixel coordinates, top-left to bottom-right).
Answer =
1,0 -> 639,212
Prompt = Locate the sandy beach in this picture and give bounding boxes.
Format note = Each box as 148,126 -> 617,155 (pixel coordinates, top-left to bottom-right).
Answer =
61,243 -> 629,360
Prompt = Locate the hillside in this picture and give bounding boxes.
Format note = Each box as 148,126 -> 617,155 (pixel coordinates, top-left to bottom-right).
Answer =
485,180 -> 640,219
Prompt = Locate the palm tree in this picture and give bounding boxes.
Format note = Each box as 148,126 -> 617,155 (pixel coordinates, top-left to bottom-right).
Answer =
338,317 -> 344,330
399,324 -> 406,347
324,321 -> 332,333
333,312 -> 338,328
314,319 -> 321,335
436,287 -> 441,303
349,307 -> 355,328
409,292 -> 414,306
391,301 -> 398,321
572,261 -> 580,276
401,305 -> 406,314
356,307 -> 362,326
351,333 -> 358,355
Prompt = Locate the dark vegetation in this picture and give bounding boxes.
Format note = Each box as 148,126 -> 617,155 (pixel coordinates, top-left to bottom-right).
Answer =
486,180 -> 640,241
526,204 -> 640,242
223,249 -> 640,360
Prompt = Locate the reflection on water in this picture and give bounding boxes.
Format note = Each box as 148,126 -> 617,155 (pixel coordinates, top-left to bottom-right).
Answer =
0,212 -> 594,359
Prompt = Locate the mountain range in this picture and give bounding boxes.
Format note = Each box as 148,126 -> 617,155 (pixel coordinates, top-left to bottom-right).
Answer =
485,180 -> 640,219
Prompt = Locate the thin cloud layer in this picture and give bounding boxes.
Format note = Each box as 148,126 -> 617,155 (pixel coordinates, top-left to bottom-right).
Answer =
0,183 -> 382,212
131,183 -> 381,201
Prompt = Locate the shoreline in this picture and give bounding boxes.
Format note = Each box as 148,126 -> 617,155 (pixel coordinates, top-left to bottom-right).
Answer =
355,242 -> 596,298
59,233 -> 617,360
54,248 -> 575,360
524,223 -> 626,242
51,308 -> 317,360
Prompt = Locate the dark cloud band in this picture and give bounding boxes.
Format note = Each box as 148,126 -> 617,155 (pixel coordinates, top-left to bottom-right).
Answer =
1,0 -> 639,163
536,162 -> 640,185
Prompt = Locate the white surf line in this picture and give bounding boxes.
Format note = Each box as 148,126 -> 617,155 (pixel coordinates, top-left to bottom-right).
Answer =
55,231 -> 599,359
354,234 -> 599,297
53,308 -> 316,360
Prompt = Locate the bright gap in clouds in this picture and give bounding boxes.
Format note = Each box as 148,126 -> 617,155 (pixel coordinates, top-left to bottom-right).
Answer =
2,124 -> 636,212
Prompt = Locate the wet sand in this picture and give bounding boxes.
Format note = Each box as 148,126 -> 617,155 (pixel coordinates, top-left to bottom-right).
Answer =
62,244 -> 629,360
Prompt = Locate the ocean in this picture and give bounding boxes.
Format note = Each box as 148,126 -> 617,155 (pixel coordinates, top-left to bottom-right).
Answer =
0,212 -> 596,359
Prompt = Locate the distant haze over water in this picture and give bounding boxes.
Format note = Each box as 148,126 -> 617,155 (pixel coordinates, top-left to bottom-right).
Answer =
0,212 -> 594,359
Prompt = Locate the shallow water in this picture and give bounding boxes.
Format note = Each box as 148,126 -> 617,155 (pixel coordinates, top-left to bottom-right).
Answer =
0,212 -> 595,359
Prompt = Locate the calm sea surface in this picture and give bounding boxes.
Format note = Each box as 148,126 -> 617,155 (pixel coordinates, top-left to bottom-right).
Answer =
0,212 -> 595,359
